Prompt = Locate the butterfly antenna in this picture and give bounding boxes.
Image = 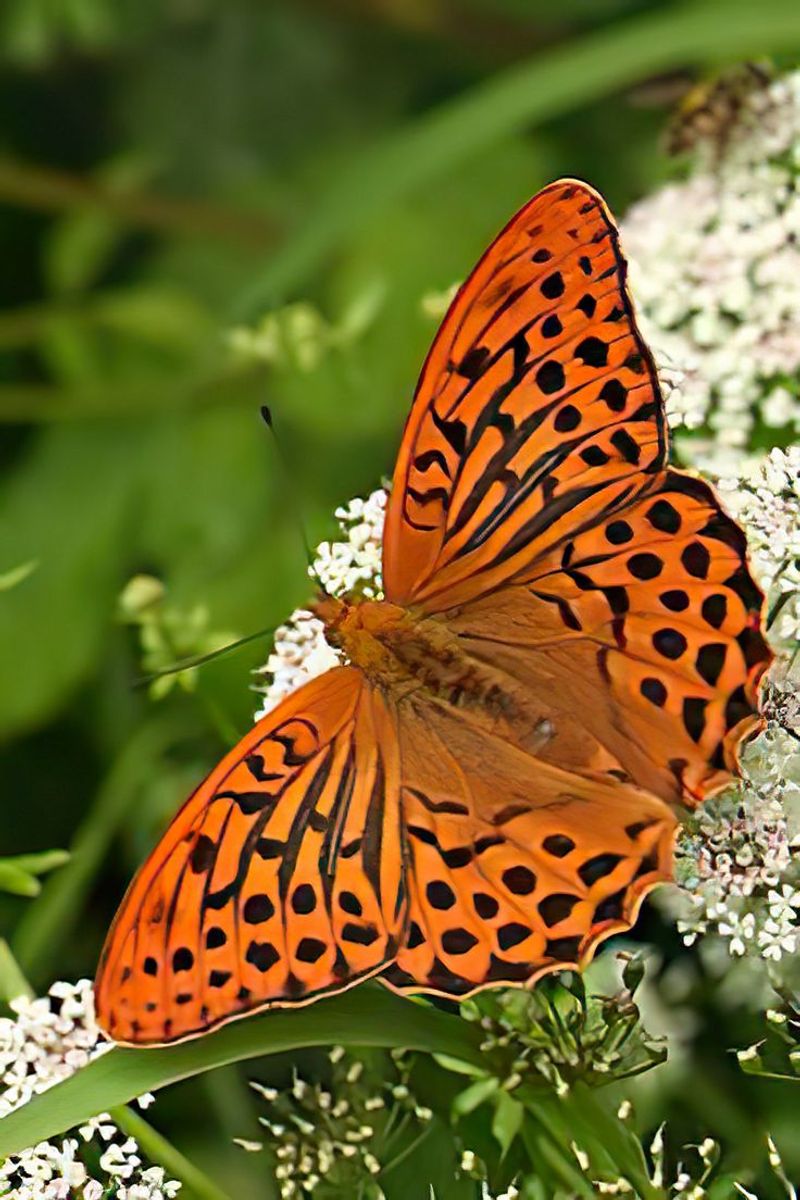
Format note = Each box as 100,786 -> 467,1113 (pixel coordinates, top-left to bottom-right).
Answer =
259,405 -> 317,576
134,625 -> 277,688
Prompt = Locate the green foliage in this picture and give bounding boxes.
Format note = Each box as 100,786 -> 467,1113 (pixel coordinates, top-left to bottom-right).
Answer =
118,574 -> 238,700
0,988 -> 483,1161
2,3 -> 800,1197
739,996 -> 800,1084
453,960 -> 665,1099
0,851 -> 69,899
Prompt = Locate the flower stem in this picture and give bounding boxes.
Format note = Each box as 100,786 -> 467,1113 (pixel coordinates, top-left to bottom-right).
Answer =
109,1104 -> 233,1200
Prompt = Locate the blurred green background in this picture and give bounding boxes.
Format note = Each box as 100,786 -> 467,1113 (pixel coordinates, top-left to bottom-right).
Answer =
2,1 -> 800,1195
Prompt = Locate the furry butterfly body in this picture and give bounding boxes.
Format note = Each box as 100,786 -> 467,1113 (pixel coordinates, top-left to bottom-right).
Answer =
96,180 -> 771,1045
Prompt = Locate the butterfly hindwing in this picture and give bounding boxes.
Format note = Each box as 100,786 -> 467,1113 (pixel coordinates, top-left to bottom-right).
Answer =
96,667 -> 405,1045
384,694 -> 675,997
383,179 -> 667,610
448,469 -> 770,805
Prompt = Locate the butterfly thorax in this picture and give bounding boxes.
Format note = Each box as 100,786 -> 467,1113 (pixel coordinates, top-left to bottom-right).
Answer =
315,593 -> 520,719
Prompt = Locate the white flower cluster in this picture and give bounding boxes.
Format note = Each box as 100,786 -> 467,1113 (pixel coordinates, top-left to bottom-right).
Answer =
669,726 -> 800,962
715,446 -> 800,646
311,490 -> 386,601
254,610 -> 337,718
623,69 -> 800,448
2,1145 -> 179,1200
239,1049 -> 432,1199
0,981 -> 177,1200
0,981 -> 105,1118
254,489 -> 387,718
666,445 -> 800,963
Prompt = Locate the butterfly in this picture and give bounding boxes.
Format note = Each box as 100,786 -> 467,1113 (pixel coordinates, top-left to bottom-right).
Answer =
96,179 -> 772,1045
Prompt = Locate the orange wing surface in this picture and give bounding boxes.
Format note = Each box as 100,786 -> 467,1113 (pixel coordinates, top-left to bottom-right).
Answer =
382,179 -> 770,812
96,668 -> 405,1044
383,180 -> 668,610
383,691 -> 676,997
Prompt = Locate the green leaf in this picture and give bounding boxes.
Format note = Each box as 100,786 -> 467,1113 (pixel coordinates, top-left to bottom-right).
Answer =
542,1084 -> 658,1198
452,1077 -> 500,1117
0,987 -> 483,1159
235,0 -> 800,312
0,424 -> 138,737
0,940 -> 34,1004
519,1111 -> 596,1199
0,863 -> 40,897
1,849 -> 70,876
434,1053 -> 487,1078
381,1116 -> 474,1200
12,713 -> 194,981
0,560 -> 38,592
0,0 -> 51,65
46,207 -> 124,296
491,1093 -> 524,1159
91,284 -> 214,351
708,1176 -> 750,1200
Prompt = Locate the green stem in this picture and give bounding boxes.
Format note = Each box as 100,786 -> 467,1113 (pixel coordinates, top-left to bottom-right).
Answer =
520,1114 -> 596,1198
0,987 -> 483,1159
235,0 -> 800,314
110,1104 -> 233,1200
0,156 -> 275,249
0,939 -> 34,1006
0,362 -> 265,423
379,1119 -> 435,1179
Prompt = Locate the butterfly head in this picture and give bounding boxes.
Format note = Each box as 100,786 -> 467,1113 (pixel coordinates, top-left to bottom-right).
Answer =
314,593 -> 412,678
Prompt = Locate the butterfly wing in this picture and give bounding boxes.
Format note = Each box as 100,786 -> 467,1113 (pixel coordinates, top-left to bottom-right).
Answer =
383,691 -> 675,997
382,177 -> 770,807
383,179 -> 667,610
96,667 -> 405,1045
448,470 -> 770,806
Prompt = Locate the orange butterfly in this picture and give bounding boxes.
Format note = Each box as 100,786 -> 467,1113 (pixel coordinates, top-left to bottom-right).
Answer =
96,180 -> 771,1045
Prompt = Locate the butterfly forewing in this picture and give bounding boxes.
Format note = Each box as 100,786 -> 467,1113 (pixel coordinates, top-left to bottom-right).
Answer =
383,180 -> 667,610
96,668 -> 405,1045
383,177 -> 769,807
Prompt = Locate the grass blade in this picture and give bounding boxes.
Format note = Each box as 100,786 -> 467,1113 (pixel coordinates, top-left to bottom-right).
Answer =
236,0 -> 800,313
109,1104 -> 234,1200
0,987 -> 482,1159
12,714 -> 194,981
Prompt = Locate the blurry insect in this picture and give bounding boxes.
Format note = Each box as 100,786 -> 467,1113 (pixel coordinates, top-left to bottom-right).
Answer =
665,62 -> 774,159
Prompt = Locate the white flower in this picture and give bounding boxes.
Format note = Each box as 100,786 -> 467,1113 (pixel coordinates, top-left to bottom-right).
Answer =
254,489 -> 386,718
623,70 -> 800,450
0,980 -> 106,1118
713,447 -> 800,629
315,490 -> 386,600
0,982 -> 180,1200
